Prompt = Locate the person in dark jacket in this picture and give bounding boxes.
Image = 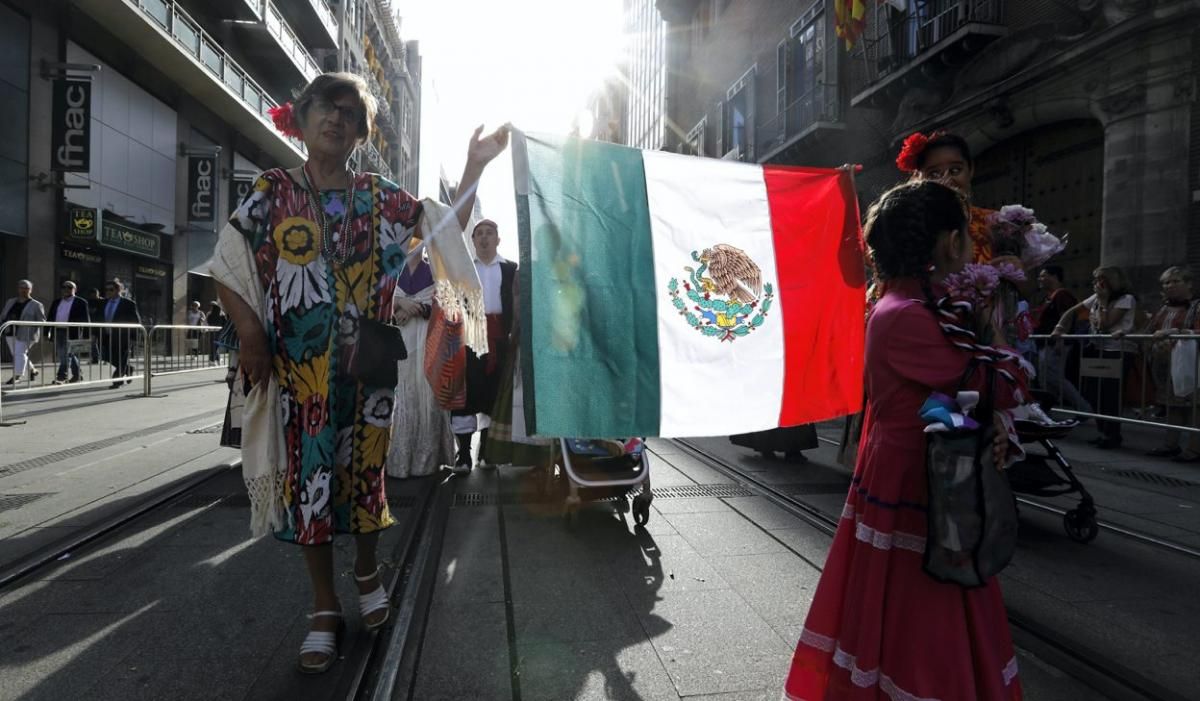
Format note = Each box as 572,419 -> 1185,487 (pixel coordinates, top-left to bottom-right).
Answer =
47,281 -> 91,384
207,301 -> 228,363
451,219 -> 517,472
98,279 -> 141,388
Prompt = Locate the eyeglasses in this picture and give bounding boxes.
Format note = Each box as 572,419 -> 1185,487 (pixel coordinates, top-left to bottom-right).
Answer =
310,99 -> 363,125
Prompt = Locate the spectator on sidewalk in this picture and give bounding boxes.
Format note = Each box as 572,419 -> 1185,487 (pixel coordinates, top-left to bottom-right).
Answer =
385,247 -> 454,479
87,288 -> 104,363
186,301 -> 207,356
47,281 -> 90,384
783,181 -> 1024,700
1142,266 -> 1200,462
99,279 -> 141,388
2,280 -> 46,385
451,219 -> 516,473
1052,266 -> 1138,449
208,71 -> 507,675
1033,265 -> 1091,415
206,301 -> 227,363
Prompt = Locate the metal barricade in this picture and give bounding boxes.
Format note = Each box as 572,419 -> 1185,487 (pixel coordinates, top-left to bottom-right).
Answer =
1030,333 -> 1200,435
0,320 -> 151,423
145,325 -> 230,379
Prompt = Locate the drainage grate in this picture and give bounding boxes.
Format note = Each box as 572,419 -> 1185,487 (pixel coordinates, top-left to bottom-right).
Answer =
650,484 -> 755,499
1112,470 -> 1200,489
0,493 -> 53,513
454,492 -> 500,507
0,411 -> 222,479
187,424 -> 223,435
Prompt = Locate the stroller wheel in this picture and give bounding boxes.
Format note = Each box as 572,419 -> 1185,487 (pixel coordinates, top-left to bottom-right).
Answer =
1063,509 -> 1099,543
632,491 -> 653,527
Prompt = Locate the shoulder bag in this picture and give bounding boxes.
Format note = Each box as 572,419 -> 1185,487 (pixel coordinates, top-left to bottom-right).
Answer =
923,363 -> 1019,588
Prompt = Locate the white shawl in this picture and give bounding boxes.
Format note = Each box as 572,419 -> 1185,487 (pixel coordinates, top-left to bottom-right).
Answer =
207,223 -> 288,537
205,197 -> 484,537
415,198 -> 489,355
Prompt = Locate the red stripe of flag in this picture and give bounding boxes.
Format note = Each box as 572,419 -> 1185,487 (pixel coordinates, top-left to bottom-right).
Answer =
762,165 -> 866,426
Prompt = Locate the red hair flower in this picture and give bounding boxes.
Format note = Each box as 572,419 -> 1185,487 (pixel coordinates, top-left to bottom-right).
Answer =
895,131 -> 930,173
267,102 -> 303,139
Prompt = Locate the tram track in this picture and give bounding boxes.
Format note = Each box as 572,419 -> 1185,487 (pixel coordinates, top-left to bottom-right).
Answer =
0,450 -> 458,701
811,434 -> 1200,562
0,459 -> 237,591
670,437 -> 1190,701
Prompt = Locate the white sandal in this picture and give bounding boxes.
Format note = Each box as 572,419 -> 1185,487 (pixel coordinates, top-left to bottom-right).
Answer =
356,567 -> 390,631
298,611 -> 344,674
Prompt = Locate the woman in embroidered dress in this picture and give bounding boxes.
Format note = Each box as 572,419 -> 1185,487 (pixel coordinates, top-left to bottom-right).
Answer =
385,248 -> 455,478
214,72 -> 508,674
783,181 -> 1024,701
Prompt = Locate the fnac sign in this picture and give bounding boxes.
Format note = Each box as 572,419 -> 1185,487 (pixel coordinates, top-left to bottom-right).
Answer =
188,155 -> 216,223
51,79 -> 91,172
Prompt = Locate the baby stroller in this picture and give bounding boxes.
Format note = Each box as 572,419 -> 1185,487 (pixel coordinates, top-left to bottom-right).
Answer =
1006,391 -> 1099,543
537,438 -> 653,529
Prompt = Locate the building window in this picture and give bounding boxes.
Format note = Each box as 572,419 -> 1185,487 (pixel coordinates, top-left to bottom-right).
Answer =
790,14 -> 825,132
723,66 -> 756,161
686,117 -> 706,156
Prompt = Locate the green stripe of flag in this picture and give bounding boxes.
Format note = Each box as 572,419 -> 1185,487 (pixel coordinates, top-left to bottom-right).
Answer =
516,134 -> 661,437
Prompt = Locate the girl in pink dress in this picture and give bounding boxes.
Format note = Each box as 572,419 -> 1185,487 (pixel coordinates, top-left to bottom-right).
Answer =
783,181 -> 1024,701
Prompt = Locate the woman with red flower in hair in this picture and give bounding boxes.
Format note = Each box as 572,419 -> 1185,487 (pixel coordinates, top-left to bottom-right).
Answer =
897,131 -> 1000,264
211,72 -> 509,674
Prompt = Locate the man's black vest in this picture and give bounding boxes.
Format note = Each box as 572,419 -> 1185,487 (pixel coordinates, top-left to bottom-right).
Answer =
499,260 -> 517,336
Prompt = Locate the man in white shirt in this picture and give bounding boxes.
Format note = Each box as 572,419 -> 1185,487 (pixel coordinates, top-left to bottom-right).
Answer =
47,281 -> 91,384
452,219 -> 517,472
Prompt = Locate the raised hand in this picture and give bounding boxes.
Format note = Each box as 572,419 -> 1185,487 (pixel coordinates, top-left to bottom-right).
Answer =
466,124 -> 511,168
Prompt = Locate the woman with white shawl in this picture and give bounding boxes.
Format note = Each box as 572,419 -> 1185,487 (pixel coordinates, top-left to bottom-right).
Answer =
206,71 -> 499,675
386,247 -> 455,477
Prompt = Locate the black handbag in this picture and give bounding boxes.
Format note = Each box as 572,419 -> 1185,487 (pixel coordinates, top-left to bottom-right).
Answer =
923,363 -> 1019,588
349,318 -> 408,388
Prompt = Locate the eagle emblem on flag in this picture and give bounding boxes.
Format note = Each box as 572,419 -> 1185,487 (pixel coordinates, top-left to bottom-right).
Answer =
667,244 -> 774,342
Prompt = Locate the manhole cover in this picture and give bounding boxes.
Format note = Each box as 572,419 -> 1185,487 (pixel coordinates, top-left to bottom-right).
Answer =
0,493 -> 52,513
1111,470 -> 1200,489
650,484 -> 754,499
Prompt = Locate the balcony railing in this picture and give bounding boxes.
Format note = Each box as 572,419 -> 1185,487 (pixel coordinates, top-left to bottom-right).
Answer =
851,0 -> 1005,93
361,141 -> 393,180
756,83 -> 840,159
136,0 -> 305,155
306,0 -> 338,40
263,1 -> 321,82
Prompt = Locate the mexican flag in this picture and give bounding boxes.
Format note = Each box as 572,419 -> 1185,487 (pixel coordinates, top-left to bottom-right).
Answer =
513,131 -> 865,438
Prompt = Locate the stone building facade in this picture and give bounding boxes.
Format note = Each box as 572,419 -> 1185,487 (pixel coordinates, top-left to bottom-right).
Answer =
0,0 -> 423,324
651,0 -> 1199,302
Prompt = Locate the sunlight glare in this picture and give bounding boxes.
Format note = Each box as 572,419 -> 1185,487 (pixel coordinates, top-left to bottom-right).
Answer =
393,1 -> 625,258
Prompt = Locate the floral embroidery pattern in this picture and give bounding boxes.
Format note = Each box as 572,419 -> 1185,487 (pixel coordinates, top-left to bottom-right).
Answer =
230,169 -> 424,544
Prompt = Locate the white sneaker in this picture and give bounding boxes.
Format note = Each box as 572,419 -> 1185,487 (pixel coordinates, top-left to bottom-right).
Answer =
452,461 -> 471,475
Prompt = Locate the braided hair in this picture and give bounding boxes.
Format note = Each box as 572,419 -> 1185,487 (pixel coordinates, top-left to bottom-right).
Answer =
864,180 -> 969,304
868,182 -> 1028,391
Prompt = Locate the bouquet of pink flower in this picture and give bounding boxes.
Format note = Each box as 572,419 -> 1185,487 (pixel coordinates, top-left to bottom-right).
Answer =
944,263 -> 1000,307
987,205 -> 1067,269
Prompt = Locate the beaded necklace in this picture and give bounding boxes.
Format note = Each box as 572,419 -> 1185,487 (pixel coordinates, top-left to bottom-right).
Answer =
301,163 -> 356,265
